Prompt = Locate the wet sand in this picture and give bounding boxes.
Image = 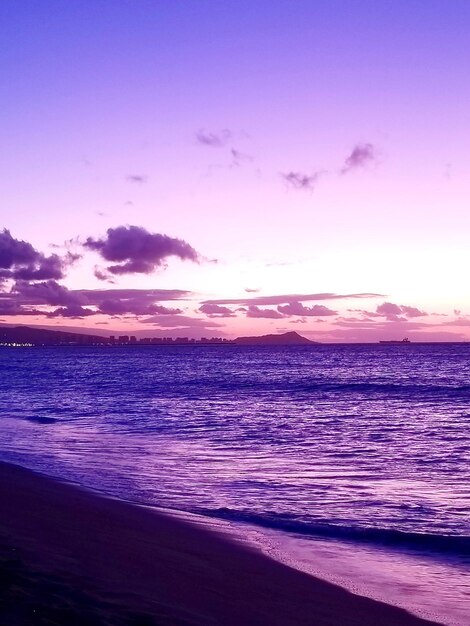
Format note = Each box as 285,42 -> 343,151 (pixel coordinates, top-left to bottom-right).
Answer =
0,461 -> 440,625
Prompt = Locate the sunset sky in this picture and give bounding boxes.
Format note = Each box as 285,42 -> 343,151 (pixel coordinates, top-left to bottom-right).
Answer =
1,0 -> 470,341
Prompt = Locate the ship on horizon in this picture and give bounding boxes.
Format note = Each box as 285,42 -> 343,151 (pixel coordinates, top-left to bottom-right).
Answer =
379,337 -> 411,344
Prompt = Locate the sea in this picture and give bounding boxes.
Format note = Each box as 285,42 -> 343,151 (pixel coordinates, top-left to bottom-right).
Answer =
0,344 -> 468,624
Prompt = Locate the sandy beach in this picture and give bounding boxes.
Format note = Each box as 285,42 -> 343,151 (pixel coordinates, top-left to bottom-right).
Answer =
0,461 -> 441,626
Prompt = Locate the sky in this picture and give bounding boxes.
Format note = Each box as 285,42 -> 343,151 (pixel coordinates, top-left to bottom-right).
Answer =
1,0 -> 470,341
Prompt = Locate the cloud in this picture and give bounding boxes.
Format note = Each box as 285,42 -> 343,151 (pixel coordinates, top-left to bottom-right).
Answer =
199,303 -> 236,318
98,299 -> 181,316
442,317 -> 470,327
246,306 -> 284,319
231,148 -> 253,167
196,129 -> 232,147
309,322 -> 466,343
12,280 -> 86,307
376,302 -> 428,321
93,267 -> 115,282
141,314 -> 224,329
400,305 -> 427,318
0,283 -> 190,319
81,288 -> 187,317
281,171 -> 323,191
47,305 -> 95,318
277,302 -> 337,316
245,288 -> 260,293
0,301 -> 41,316
126,175 -> 148,184
84,225 -> 200,276
203,292 -> 383,306
0,229 -> 72,281
75,288 -> 189,302
341,143 -> 377,174
376,302 -> 402,320
6,281 -> 93,318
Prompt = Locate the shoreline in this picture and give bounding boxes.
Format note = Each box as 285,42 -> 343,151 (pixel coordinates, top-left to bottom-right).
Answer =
0,461 -> 440,625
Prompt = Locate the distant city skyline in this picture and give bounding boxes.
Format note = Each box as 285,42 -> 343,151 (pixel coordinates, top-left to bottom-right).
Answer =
1,1 -> 470,341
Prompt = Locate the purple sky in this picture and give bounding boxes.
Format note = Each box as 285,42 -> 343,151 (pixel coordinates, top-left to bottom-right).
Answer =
1,1 -> 470,341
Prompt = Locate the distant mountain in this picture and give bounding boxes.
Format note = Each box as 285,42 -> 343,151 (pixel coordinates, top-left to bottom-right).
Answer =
234,331 -> 316,345
0,325 -> 317,347
0,325 -> 109,346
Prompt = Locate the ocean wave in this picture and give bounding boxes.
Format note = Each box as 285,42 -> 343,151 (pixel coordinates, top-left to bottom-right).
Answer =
197,507 -> 470,557
175,379 -> 470,399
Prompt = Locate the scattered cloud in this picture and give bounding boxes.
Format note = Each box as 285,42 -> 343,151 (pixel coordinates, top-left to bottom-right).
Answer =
203,292 -> 383,306
47,305 -> 95,318
93,267 -> 115,282
0,229 -> 73,281
12,280 -> 86,307
141,314 -> 223,329
0,301 -> 41,316
246,306 -> 284,319
75,288 -> 189,302
126,175 -> 148,184
281,170 -> 323,191
376,302 -> 427,321
441,317 -> 470,327
0,282 -> 191,320
277,302 -> 337,316
196,129 -> 232,148
84,225 -> 200,276
400,305 -> 428,318
231,148 -> 253,167
199,303 -> 236,318
98,299 -> 181,316
340,142 -> 377,174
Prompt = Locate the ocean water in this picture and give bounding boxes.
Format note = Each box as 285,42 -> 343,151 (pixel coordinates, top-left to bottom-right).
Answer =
0,344 -> 469,623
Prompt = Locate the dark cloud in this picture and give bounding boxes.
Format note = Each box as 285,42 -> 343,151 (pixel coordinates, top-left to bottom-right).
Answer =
341,143 -> 377,174
199,303 -> 235,318
246,306 -> 284,319
126,175 -> 148,184
277,302 -> 337,317
281,171 -> 323,191
82,288 -> 187,317
203,292 -> 383,306
0,300 -> 41,316
0,283 -> 190,319
4,281 -> 93,318
84,225 -> 200,276
47,305 -> 95,318
0,229 -> 71,281
196,129 -> 232,147
12,280 -> 86,307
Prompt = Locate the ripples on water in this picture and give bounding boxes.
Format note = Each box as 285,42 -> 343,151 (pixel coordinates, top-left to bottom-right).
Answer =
1,344 -> 469,623
1,344 -> 469,539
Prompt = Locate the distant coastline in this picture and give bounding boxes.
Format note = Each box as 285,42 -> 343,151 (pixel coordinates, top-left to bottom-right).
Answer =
0,325 -> 316,347
1,324 -> 468,347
